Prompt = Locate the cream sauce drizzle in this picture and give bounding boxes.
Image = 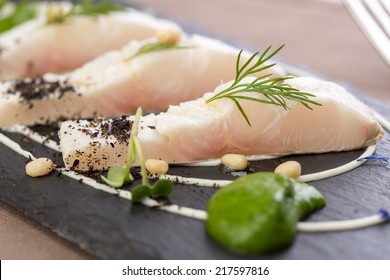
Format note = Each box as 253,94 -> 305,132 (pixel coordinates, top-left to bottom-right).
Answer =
1,117 -> 389,232
178,155 -> 278,167
6,124 -> 61,151
152,145 -> 376,187
0,132 -> 36,160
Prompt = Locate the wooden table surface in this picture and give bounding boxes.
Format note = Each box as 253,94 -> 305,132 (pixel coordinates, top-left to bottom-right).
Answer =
0,0 -> 389,260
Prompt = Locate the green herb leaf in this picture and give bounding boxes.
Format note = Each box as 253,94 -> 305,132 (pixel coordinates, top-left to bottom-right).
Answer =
152,179 -> 173,197
100,166 -> 132,188
206,45 -> 322,126
0,1 -> 37,34
0,0 -> 7,10
47,0 -> 125,24
125,42 -> 192,61
131,180 -> 173,203
131,185 -> 152,202
101,108 -> 142,188
101,107 -> 174,202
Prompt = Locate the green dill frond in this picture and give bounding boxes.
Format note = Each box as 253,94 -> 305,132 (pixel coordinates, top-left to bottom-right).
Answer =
46,0 -> 125,24
125,42 -> 193,61
206,45 -> 321,126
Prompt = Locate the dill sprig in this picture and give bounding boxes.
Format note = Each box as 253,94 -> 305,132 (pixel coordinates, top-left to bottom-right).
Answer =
206,45 -> 322,126
125,42 -> 192,61
0,1 -> 37,34
46,0 -> 125,24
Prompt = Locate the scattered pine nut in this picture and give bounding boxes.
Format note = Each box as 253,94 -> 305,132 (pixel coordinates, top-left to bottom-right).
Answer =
274,161 -> 302,179
26,158 -> 54,177
221,154 -> 248,170
156,28 -> 181,44
46,6 -> 65,23
145,159 -> 169,174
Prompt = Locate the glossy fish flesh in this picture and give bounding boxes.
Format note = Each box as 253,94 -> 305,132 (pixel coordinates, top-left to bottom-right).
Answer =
0,35 -> 283,128
59,76 -> 383,171
0,8 -> 181,80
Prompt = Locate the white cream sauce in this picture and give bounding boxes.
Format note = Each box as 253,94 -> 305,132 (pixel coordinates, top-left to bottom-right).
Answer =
6,124 -> 61,152
151,145 -> 376,187
1,118 -> 389,232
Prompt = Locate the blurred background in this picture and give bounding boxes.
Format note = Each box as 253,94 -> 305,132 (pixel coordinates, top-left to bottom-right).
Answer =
1,0 -> 389,260
129,0 -> 389,101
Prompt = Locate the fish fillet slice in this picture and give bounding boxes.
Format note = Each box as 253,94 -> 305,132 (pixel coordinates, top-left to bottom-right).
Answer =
0,35 -> 283,128
59,77 -> 383,171
0,8 -> 181,80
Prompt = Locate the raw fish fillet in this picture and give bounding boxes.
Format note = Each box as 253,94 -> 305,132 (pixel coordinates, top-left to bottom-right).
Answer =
0,8 -> 181,80
0,35 -> 283,128
59,77 -> 383,171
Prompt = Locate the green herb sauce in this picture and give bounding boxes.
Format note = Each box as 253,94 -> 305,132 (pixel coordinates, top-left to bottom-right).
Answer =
206,172 -> 325,253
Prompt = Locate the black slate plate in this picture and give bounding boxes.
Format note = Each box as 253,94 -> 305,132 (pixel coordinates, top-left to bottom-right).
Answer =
1,99 -> 390,259
1,1 -> 390,260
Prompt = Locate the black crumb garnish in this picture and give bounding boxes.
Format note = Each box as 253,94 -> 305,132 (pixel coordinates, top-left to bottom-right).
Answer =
6,77 -> 76,108
71,159 -> 80,169
130,167 -> 142,181
82,116 -> 133,144
56,169 -> 63,177
78,170 -> 105,182
100,116 -> 133,144
77,169 -> 126,185
28,123 -> 61,142
218,164 -> 253,176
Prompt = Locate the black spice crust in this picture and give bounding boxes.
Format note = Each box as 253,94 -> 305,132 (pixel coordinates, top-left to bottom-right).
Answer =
63,116 -> 133,171
101,116 -> 133,144
5,77 -> 76,108
81,116 -> 133,144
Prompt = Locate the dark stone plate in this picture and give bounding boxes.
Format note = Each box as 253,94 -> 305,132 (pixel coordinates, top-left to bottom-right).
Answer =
1,96 -> 389,260
1,1 -> 390,259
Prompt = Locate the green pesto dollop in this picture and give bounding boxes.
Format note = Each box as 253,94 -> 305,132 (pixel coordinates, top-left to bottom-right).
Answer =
206,172 -> 325,254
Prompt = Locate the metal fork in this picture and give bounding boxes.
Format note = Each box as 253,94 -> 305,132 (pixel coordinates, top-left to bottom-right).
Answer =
343,0 -> 390,66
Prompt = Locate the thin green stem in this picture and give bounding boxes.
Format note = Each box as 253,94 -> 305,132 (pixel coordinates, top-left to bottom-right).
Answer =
134,136 -> 149,186
205,45 -> 321,126
125,42 -> 193,62
124,107 -> 142,180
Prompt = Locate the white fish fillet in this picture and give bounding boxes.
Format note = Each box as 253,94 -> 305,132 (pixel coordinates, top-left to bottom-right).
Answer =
0,35 -> 283,128
59,77 -> 383,171
0,8 -> 181,80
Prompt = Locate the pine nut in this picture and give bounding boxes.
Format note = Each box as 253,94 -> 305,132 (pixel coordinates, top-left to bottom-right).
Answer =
47,6 -> 65,23
156,28 -> 181,45
145,159 -> 169,174
26,158 -> 54,177
274,161 -> 301,179
221,154 -> 248,170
